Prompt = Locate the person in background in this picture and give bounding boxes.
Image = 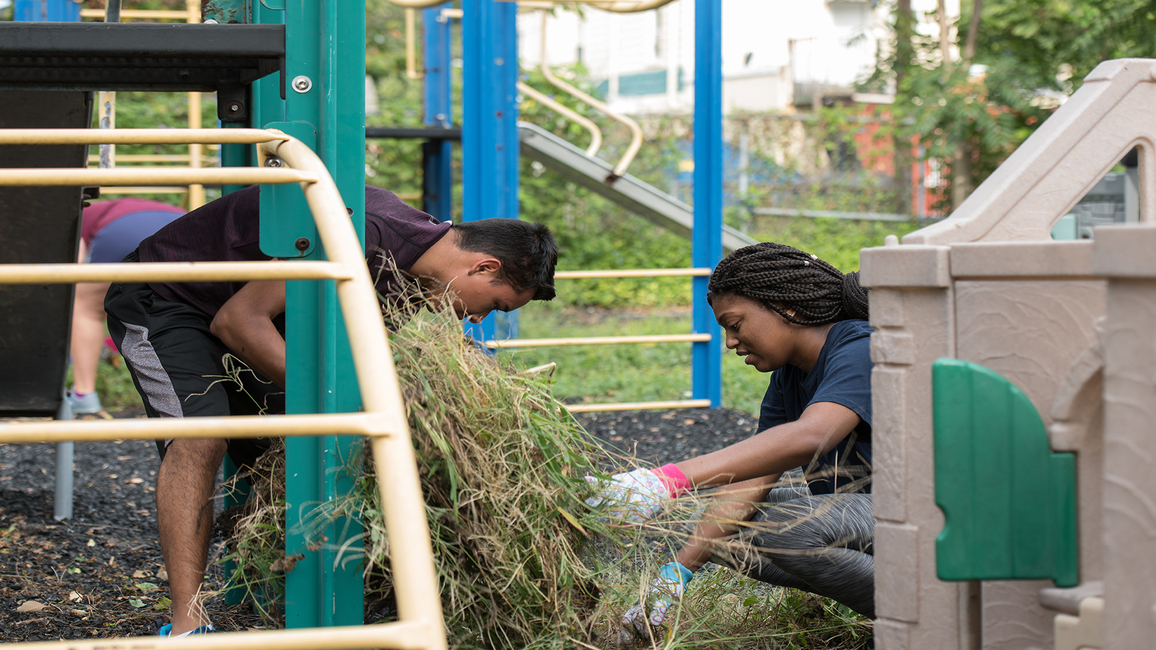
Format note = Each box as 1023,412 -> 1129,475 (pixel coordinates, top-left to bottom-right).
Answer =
68,198 -> 186,415
588,242 -> 875,642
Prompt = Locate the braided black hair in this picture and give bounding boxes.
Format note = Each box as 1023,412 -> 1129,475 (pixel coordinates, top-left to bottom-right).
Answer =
707,242 -> 869,325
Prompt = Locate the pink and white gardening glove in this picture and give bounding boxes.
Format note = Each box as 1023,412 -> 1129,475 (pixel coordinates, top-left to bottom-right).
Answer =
584,465 -> 691,523
618,561 -> 694,644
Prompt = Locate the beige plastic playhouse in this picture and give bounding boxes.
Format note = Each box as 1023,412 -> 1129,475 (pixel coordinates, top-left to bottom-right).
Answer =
860,58 -> 1156,650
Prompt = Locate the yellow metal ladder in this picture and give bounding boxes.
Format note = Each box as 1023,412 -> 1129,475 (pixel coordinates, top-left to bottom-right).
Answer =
0,127 -> 447,650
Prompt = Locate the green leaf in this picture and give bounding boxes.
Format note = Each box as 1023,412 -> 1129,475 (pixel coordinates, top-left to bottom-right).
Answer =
136,582 -> 160,593
153,596 -> 172,611
128,599 -> 145,608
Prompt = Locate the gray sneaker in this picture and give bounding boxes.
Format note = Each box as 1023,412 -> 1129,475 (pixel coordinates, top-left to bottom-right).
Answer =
68,390 -> 103,414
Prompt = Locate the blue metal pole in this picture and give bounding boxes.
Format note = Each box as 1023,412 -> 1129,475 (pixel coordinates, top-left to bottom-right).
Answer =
692,0 -> 724,408
423,3 -> 454,222
461,0 -> 519,344
15,0 -> 80,22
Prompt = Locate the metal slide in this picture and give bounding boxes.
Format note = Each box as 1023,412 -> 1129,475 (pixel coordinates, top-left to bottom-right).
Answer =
518,121 -> 758,253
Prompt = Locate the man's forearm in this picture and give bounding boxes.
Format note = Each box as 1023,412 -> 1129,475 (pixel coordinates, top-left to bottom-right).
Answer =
210,280 -> 288,388
216,318 -> 286,389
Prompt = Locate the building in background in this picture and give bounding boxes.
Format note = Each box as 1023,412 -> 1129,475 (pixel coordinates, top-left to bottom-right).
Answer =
517,0 -> 960,220
518,0 -> 958,115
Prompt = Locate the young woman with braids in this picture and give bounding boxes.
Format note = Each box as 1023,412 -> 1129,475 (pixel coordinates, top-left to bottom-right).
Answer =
589,242 -> 874,641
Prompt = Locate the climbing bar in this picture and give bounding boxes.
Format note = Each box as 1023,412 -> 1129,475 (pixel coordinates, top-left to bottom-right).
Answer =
512,0 -> 678,10
0,128 -> 289,145
383,0 -> 447,8
568,399 -> 713,413
0,619 -> 431,650
254,135 -> 446,639
483,333 -> 712,349
0,126 -> 449,649
0,413 -> 392,445
518,81 -> 602,157
87,154 -> 220,164
0,167 -> 316,187
534,10 -> 642,179
555,268 -> 711,279
0,261 -> 352,284
90,186 -> 191,195
80,8 -> 190,19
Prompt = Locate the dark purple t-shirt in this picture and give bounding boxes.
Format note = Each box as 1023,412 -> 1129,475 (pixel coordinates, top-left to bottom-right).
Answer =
137,185 -> 451,316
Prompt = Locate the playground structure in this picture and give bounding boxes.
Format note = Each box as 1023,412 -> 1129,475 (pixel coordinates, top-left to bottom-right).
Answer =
861,58 -> 1156,650
413,0 -> 747,412
0,128 -> 448,649
0,0 -> 735,643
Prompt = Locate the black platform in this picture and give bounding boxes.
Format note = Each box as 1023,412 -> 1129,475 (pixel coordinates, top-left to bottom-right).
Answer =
0,22 -> 285,121
365,126 -> 462,140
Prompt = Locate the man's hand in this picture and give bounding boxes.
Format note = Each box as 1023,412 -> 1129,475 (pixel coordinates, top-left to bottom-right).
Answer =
584,467 -> 669,523
618,561 -> 694,644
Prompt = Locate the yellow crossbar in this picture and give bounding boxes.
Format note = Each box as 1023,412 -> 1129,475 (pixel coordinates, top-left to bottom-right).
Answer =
0,412 -> 389,444
0,167 -> 315,186
0,128 -> 288,146
0,127 -> 448,649
1,620 -> 432,650
483,333 -> 712,349
554,268 -> 711,279
0,261 -> 352,284
567,399 -> 713,413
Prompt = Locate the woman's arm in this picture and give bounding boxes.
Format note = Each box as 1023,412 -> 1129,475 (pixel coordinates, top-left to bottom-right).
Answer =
676,401 -> 861,490
210,280 -> 287,388
675,473 -> 780,571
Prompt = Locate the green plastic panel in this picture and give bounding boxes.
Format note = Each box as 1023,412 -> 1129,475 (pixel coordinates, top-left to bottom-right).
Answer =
933,358 -> 1079,587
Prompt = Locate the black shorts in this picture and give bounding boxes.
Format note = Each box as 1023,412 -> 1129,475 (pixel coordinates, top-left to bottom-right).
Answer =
104,269 -> 285,471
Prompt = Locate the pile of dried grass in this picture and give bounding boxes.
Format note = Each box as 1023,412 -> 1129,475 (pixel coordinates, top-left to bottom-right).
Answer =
223,297 -> 629,648
219,290 -> 873,649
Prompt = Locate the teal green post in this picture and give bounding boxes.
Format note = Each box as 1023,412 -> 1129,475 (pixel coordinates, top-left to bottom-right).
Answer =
248,0 -> 367,628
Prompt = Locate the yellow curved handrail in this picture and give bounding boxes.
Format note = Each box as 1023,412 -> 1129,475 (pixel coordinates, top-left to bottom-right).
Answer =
518,81 -> 602,156
0,128 -> 448,650
536,10 -> 643,181
514,0 -> 678,14
383,0 -> 446,8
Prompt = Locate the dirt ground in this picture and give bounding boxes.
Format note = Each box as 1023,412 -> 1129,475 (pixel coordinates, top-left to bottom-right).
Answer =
0,406 -> 758,641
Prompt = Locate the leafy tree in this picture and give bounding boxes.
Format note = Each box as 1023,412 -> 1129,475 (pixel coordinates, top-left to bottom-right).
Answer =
872,0 -> 1156,210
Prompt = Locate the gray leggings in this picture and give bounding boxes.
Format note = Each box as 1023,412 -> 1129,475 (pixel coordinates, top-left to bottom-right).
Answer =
724,487 -> 875,618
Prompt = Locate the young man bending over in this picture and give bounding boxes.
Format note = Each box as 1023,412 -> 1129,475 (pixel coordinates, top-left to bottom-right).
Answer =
104,185 -> 558,636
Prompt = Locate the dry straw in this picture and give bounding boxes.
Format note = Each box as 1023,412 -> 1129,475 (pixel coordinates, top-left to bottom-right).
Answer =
220,274 -> 872,649
222,286 -> 638,648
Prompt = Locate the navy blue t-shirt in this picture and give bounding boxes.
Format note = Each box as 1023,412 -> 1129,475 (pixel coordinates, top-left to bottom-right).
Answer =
757,319 -> 874,495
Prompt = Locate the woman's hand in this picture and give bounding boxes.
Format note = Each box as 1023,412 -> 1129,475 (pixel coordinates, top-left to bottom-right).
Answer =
584,468 -> 670,523
618,561 -> 694,644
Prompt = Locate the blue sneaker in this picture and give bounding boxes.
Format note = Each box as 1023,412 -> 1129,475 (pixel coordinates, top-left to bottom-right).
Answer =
158,624 -> 215,637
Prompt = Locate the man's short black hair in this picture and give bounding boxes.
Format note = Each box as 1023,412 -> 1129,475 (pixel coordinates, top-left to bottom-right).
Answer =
454,218 -> 558,301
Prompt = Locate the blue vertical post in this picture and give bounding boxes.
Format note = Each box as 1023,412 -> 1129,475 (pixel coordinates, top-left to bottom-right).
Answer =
14,0 -> 80,22
461,0 -> 519,343
692,0 -> 724,407
423,3 -> 454,223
